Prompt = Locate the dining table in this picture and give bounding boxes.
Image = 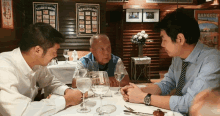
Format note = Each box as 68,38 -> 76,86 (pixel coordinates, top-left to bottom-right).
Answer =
47,61 -> 78,84
52,86 -> 183,116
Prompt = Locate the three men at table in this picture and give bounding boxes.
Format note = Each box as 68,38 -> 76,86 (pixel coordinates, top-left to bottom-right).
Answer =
72,34 -> 130,87
121,8 -> 220,115
0,23 -> 83,115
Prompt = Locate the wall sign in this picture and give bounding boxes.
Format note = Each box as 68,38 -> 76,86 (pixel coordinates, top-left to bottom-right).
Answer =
1,0 -> 14,29
33,2 -> 59,30
76,3 -> 100,37
195,10 -> 220,50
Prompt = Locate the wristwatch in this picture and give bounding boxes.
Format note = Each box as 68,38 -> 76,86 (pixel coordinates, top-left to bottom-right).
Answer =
144,94 -> 151,106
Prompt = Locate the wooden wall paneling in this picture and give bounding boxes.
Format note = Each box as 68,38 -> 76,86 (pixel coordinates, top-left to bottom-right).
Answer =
106,9 -> 123,58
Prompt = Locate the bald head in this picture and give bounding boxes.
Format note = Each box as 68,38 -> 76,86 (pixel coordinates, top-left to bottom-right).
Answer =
90,34 -> 110,48
89,34 -> 111,65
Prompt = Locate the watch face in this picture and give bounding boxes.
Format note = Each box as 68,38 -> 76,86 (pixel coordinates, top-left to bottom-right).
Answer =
144,94 -> 151,105
146,98 -> 150,104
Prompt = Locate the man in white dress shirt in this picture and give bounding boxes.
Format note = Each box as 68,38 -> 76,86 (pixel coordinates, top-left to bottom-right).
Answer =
0,22 -> 82,116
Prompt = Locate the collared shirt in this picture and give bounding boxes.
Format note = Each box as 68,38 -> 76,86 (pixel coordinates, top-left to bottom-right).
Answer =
78,52 -> 128,77
0,48 -> 69,116
155,41 -> 220,114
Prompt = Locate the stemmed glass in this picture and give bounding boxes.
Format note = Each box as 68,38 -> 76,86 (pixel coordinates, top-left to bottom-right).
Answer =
87,61 -> 99,98
114,64 -> 125,95
63,49 -> 69,64
91,71 -> 110,116
75,69 -> 92,113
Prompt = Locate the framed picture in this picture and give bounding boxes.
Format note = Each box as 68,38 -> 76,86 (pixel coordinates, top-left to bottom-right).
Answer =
76,3 -> 100,37
143,9 -> 159,22
33,2 -> 59,30
195,10 -> 220,50
146,0 -> 193,3
1,0 -> 14,29
126,9 -> 142,22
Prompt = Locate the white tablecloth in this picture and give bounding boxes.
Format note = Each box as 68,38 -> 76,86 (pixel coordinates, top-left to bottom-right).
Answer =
47,61 -> 78,84
52,87 -> 183,116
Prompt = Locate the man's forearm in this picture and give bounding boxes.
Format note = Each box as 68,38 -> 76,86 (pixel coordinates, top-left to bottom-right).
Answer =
120,75 -> 130,87
151,95 -> 171,110
141,84 -> 162,95
140,84 -> 170,110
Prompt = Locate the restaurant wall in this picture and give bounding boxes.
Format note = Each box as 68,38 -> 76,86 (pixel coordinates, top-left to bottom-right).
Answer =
24,0 -> 106,61
0,0 -> 25,53
106,9 -> 123,58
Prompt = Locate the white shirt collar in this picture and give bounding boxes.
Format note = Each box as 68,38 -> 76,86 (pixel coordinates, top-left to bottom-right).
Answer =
14,48 -> 33,77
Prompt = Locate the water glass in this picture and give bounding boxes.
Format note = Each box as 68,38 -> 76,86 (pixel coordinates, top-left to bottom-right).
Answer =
75,70 -> 92,113
114,64 -> 125,95
76,77 -> 92,113
63,49 -> 69,63
91,71 -> 110,116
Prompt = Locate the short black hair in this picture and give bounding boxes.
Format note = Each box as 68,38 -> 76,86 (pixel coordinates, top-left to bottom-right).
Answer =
154,8 -> 200,45
19,22 -> 65,54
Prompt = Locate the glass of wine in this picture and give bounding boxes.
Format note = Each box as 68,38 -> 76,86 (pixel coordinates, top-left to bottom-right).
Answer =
114,64 -> 125,95
91,71 -> 110,116
63,49 -> 69,64
75,69 -> 92,113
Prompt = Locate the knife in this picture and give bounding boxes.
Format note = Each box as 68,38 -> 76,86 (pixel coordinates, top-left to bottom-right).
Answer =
124,110 -> 153,116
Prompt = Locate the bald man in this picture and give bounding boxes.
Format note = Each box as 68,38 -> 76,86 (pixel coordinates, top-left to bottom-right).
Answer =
72,34 -> 130,87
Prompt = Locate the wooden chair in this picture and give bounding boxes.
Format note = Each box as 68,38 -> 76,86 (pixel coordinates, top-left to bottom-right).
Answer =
68,51 -> 90,61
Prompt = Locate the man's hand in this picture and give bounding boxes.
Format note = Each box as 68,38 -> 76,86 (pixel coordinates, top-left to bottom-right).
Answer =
64,89 -> 82,107
109,77 -> 119,87
120,84 -> 133,102
126,83 -> 148,103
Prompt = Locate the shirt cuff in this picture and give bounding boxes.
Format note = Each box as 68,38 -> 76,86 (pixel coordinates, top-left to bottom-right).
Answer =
169,96 -> 178,111
53,85 -> 69,95
154,82 -> 165,95
55,96 -> 66,113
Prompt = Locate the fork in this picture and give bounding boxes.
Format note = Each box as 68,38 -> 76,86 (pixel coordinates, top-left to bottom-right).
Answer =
124,105 -> 154,115
124,105 -> 134,112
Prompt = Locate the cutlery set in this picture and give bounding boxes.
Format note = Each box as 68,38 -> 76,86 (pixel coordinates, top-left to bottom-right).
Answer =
124,105 -> 153,116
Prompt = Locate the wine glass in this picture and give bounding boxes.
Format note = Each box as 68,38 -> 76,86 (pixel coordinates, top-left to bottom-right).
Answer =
87,61 -> 99,97
63,49 -> 69,64
91,71 -> 110,116
75,69 -> 92,113
114,64 -> 125,95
